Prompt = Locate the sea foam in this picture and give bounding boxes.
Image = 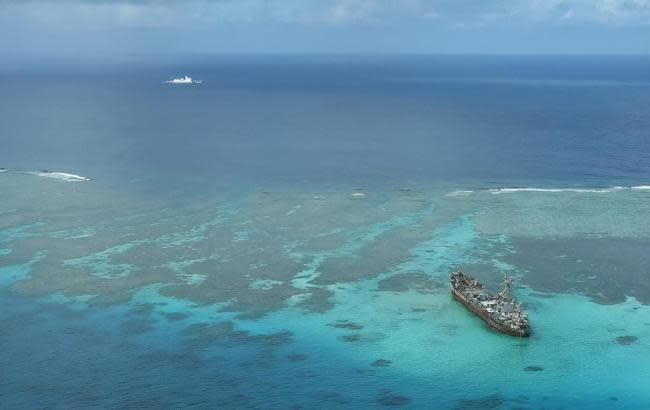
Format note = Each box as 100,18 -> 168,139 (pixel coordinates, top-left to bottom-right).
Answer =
489,187 -> 626,194
446,185 -> 649,196
445,190 -> 474,197
34,171 -> 90,182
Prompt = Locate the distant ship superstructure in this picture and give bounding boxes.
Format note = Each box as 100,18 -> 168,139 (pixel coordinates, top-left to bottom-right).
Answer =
164,75 -> 202,84
451,271 -> 530,337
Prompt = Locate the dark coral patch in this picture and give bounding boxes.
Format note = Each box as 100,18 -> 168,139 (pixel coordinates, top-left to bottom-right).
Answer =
377,390 -> 411,406
219,394 -> 256,408
296,287 -> 335,313
313,225 -> 438,286
185,321 -> 293,349
505,236 -> 650,305
454,394 -> 503,409
328,320 -> 364,330
133,351 -> 204,372
524,365 -> 543,372
377,272 -> 443,293
411,308 -> 427,312
615,335 -> 638,345
342,334 -> 361,342
164,312 -> 189,321
371,359 -> 392,367
287,353 -> 308,361
315,391 -> 349,404
120,318 -> 155,335
130,303 -> 156,316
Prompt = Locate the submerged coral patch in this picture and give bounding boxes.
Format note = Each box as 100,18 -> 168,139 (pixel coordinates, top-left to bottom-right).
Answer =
184,321 -> 293,348
342,334 -> 361,342
615,335 -> 638,345
524,365 -> 544,372
314,391 -> 349,404
377,390 -> 411,406
328,320 -> 364,330
377,271 -> 443,293
506,236 -> 650,304
295,287 -> 334,313
454,393 -> 503,409
287,353 -> 308,361
163,312 -> 189,321
120,318 -> 156,335
371,359 -> 392,367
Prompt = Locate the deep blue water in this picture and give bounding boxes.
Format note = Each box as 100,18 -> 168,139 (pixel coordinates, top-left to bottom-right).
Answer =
2,55 -> 649,189
1,56 -> 650,409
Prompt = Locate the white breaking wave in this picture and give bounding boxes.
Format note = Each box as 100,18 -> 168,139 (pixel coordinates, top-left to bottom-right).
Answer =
35,171 -> 91,182
0,168 -> 6,173
445,185 -> 650,196
445,190 -> 474,197
489,187 -> 626,194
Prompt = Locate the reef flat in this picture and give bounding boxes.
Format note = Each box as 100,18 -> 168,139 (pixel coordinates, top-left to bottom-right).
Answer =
1,174 -> 649,408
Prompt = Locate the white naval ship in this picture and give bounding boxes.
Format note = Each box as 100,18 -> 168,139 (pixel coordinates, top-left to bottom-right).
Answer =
164,75 -> 202,84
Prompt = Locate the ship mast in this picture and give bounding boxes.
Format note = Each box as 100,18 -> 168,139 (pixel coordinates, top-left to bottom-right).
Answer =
498,273 -> 512,299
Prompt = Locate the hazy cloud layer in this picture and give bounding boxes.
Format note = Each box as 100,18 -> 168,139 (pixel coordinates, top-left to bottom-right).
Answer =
4,0 -> 650,26
1,0 -> 648,56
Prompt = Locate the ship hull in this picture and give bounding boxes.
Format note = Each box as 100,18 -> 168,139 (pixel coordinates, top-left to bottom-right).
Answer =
452,288 -> 530,337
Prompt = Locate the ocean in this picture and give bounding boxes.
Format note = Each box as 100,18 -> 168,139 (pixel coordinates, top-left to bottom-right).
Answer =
1,55 -> 649,409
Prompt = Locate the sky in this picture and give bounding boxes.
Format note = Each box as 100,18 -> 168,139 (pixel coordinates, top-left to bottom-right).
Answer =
0,0 -> 649,58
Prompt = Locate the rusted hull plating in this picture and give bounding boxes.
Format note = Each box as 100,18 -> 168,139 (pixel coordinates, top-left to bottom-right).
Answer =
451,288 -> 530,337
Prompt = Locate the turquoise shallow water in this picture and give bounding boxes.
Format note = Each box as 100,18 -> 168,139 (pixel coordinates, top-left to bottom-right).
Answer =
1,172 -> 649,409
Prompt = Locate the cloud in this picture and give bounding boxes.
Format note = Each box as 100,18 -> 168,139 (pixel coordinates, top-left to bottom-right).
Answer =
597,0 -> 650,21
2,0 -> 649,28
1,0 -> 647,56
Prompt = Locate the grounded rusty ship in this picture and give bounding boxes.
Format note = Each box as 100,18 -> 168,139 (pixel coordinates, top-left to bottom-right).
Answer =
451,271 -> 530,337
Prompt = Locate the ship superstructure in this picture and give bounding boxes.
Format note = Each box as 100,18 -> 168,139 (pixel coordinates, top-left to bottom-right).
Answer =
164,76 -> 202,84
451,271 -> 530,337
